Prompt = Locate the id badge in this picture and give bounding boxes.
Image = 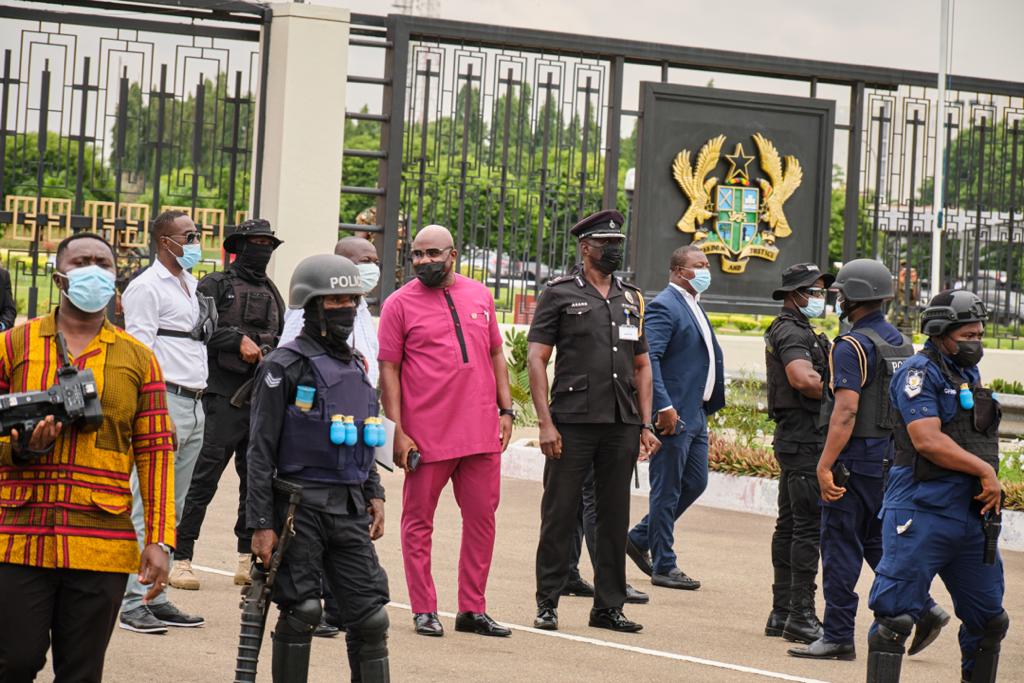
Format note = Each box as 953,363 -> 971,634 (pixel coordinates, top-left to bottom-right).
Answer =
618,324 -> 639,341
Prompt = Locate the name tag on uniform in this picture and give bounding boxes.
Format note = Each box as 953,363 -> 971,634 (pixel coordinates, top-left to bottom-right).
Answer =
618,324 -> 639,341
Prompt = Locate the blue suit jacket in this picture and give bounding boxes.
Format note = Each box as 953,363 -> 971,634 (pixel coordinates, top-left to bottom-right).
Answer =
647,285 -> 725,433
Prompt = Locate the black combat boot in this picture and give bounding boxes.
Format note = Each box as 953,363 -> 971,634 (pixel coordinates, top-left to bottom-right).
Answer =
783,585 -> 823,645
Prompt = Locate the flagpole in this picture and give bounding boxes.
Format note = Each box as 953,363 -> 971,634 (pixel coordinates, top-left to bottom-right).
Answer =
931,0 -> 951,295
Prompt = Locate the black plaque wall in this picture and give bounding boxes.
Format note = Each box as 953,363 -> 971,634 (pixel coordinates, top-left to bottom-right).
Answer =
630,83 -> 835,314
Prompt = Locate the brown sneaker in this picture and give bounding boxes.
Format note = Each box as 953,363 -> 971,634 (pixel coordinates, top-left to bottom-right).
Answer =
169,559 -> 200,590
234,553 -> 252,586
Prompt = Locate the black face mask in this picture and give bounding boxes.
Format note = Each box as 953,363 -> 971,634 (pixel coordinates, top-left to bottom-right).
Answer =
304,304 -> 356,352
236,242 -> 275,273
949,339 -> 984,368
414,260 -> 449,288
594,244 -> 623,275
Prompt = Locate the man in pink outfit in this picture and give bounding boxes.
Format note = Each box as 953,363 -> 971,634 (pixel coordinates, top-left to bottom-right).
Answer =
378,224 -> 514,638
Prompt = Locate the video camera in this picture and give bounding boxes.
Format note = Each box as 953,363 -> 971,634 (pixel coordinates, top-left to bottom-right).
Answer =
0,332 -> 103,461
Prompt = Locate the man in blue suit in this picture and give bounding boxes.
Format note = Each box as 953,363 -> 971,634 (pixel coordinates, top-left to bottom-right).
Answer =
627,245 -> 725,590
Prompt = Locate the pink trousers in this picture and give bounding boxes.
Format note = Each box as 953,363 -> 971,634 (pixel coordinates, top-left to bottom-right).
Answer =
400,452 -> 501,613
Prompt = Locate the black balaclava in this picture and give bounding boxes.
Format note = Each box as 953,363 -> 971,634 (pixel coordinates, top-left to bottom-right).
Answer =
303,299 -> 356,358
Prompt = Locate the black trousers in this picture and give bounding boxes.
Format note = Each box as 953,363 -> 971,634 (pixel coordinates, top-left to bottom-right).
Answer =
568,465 -> 597,580
176,392 -> 251,559
273,494 -> 390,672
770,443 -> 822,613
536,422 -> 640,610
0,563 -> 127,683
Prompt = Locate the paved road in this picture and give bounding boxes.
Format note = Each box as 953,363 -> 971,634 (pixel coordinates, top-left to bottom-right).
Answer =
46,467 -> 1023,683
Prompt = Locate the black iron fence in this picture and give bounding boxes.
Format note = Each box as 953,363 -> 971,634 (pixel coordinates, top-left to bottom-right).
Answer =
346,13 -> 1024,337
0,1 -> 265,316
858,86 -> 1024,340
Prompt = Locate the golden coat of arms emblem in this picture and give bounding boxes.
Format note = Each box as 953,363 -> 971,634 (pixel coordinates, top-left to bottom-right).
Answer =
672,133 -> 802,273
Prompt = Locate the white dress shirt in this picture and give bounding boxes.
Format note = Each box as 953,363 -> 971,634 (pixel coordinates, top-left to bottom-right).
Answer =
122,260 -> 208,390
279,298 -> 379,386
668,281 -> 715,403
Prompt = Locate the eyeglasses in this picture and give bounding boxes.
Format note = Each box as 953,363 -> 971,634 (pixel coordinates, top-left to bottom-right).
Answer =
410,247 -> 452,260
801,287 -> 827,298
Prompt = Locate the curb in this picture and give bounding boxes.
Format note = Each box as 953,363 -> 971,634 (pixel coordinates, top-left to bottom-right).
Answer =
502,439 -> 1024,553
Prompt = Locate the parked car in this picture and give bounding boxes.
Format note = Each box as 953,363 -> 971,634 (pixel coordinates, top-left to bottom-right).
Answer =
954,273 -> 1024,325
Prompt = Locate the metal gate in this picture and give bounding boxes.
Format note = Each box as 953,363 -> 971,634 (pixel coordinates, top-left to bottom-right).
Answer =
0,0 -> 267,316
347,13 -> 1024,342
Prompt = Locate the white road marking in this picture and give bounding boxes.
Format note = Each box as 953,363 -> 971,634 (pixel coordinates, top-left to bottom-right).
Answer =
192,563 -> 235,578
191,564 -> 829,683
387,601 -> 830,683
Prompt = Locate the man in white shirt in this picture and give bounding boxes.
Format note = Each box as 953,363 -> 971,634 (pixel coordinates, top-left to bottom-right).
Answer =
280,236 -> 380,385
119,209 -> 210,633
626,245 -> 725,590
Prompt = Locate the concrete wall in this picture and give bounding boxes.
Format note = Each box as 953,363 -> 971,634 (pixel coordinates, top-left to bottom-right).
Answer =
255,2 -> 350,293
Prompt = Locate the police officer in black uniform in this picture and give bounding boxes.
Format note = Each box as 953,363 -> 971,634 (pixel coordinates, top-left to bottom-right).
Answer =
527,209 -> 661,634
173,219 -> 286,589
248,255 -> 389,683
763,263 -> 833,646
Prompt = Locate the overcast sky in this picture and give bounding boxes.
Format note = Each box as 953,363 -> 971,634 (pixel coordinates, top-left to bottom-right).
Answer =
325,0 -> 1023,83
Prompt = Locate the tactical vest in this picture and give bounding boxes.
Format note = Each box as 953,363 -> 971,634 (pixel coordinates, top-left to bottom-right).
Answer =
276,338 -> 378,486
820,327 -> 913,438
764,312 -> 830,420
215,271 -> 283,375
893,348 -> 1000,480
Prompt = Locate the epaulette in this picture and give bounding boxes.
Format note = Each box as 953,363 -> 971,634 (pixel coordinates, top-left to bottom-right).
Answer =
545,273 -> 584,288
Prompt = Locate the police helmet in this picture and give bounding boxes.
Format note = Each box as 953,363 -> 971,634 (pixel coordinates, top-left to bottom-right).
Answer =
920,289 -> 988,336
288,254 -> 363,309
832,259 -> 894,302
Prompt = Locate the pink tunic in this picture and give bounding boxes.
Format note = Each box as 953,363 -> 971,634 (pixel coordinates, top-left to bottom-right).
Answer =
378,274 -> 502,462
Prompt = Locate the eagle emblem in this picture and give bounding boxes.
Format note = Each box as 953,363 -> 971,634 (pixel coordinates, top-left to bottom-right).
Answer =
904,368 -> 925,398
672,133 -> 803,274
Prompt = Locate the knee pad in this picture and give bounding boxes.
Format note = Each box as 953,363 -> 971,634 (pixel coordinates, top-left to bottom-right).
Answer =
975,610 -> 1009,650
351,606 -> 390,656
967,610 -> 1009,683
274,599 -> 322,643
868,614 -> 914,654
867,614 -> 914,683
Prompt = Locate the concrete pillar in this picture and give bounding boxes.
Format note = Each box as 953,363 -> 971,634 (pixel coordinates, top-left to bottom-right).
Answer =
254,2 -> 350,292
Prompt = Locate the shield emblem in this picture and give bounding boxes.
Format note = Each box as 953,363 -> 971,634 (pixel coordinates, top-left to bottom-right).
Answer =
904,368 -> 925,398
714,186 -> 760,253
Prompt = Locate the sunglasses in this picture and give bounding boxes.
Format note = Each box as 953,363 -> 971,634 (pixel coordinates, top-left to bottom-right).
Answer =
409,247 -> 452,260
166,231 -> 201,245
800,287 -> 827,298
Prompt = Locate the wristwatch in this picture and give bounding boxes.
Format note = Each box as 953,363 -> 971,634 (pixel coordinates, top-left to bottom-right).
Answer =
642,423 -> 657,433
156,542 -> 173,555
499,407 -> 517,419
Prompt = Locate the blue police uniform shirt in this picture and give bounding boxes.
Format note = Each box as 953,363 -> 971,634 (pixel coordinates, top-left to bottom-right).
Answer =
883,340 -> 983,522
829,310 -> 903,471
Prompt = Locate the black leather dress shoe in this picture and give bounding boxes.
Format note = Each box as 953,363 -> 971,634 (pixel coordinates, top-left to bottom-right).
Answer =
454,612 -> 511,637
589,608 -> 642,633
651,568 -> 701,590
313,617 -> 340,638
625,537 -> 653,577
782,610 -> 823,645
561,576 -> 595,597
909,604 -> 951,656
625,584 -> 649,605
413,612 -> 444,637
534,604 -> 558,631
765,610 -> 788,637
788,637 -> 856,661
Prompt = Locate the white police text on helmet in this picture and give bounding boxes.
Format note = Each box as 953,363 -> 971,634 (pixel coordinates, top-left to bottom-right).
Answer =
329,275 -> 361,289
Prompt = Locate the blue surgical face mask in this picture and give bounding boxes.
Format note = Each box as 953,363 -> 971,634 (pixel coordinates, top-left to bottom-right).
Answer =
58,265 -> 116,313
357,262 -> 380,293
166,239 -> 202,270
689,268 -> 711,294
799,297 -> 826,319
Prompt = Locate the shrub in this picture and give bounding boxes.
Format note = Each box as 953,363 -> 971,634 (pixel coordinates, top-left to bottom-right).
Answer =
991,378 -> 1024,396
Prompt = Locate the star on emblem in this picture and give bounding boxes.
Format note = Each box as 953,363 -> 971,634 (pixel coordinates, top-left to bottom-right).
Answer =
724,142 -> 755,184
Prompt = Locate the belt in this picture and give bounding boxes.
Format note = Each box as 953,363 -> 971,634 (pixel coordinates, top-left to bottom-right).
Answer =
166,382 -> 205,401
